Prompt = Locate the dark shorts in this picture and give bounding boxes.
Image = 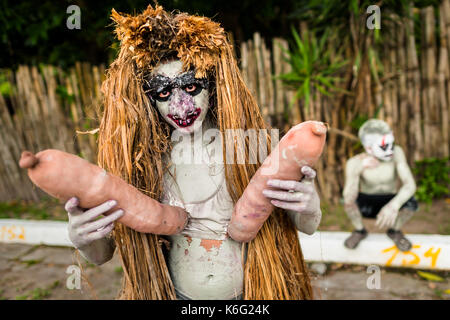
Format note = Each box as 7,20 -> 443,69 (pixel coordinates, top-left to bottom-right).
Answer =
356,193 -> 419,219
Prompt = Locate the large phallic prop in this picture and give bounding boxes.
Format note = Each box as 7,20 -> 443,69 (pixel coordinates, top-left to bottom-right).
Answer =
18,121 -> 325,240
18,150 -> 188,235
227,121 -> 327,242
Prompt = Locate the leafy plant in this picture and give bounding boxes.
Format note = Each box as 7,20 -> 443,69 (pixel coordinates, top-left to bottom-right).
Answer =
413,157 -> 450,204
21,259 -> 44,267
278,27 -> 347,110
14,281 -> 59,300
417,270 -> 444,282
0,72 -> 12,97
0,201 -> 49,220
56,85 -> 75,105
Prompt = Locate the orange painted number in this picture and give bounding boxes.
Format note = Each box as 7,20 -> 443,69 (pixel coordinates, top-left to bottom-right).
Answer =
382,245 -> 399,266
0,226 -> 25,241
17,226 -> 25,240
401,245 -> 421,266
0,226 -> 6,241
382,245 -> 421,266
7,226 -> 16,240
424,247 -> 441,268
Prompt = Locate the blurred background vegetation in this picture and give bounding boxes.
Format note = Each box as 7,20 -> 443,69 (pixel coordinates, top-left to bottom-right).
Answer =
0,0 -> 448,232
0,0 -> 308,68
0,0 -> 441,68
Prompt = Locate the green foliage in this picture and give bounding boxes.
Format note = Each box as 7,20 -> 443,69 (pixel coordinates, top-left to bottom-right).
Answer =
0,79 -> 11,97
14,281 -> 60,300
349,106 -> 382,131
319,202 -> 354,232
1,0 -> 443,68
413,157 -> 450,204
0,0 -> 300,68
417,270 -> 445,282
290,0 -> 425,33
0,198 -> 67,221
56,85 -> 75,105
21,259 -> 44,267
0,201 -> 49,219
278,28 -> 347,109
0,72 -> 12,97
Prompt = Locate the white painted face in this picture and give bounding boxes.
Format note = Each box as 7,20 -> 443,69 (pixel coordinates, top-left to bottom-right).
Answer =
363,132 -> 395,161
145,60 -> 210,134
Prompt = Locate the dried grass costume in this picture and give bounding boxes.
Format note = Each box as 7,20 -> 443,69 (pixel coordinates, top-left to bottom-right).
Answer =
97,5 -> 313,300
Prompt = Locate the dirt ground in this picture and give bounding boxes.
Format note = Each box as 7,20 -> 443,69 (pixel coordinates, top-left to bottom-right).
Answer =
0,198 -> 448,300
0,243 -> 448,300
0,243 -> 121,300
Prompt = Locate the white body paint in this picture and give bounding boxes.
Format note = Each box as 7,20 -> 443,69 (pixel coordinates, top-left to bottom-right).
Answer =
363,132 -> 395,161
66,58 -> 322,300
168,235 -> 243,299
149,60 -> 210,135
150,60 -> 245,298
162,123 -> 244,299
162,118 -> 322,298
360,155 -> 397,194
343,145 -> 417,230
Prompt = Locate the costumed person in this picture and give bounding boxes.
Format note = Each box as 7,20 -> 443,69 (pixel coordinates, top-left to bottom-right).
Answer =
343,119 -> 418,252
64,5 -> 322,300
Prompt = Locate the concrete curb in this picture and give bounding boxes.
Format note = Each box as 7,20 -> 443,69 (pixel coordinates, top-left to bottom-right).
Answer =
299,231 -> 450,270
0,219 -> 72,247
0,219 -> 448,270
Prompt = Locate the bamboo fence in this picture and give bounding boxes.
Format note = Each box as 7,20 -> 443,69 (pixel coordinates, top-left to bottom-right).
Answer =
0,4 -> 449,203
0,63 -> 105,201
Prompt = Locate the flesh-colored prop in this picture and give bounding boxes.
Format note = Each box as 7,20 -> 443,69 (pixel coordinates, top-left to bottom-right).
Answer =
227,121 -> 327,242
18,150 -> 188,235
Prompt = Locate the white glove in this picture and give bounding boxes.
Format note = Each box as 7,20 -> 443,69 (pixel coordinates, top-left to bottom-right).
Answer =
262,166 -> 320,216
65,197 -> 124,249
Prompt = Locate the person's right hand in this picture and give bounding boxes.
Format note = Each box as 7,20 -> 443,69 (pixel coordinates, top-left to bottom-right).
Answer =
65,197 -> 124,249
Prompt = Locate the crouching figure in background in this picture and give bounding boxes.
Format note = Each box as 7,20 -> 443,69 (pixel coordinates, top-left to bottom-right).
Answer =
343,119 -> 418,252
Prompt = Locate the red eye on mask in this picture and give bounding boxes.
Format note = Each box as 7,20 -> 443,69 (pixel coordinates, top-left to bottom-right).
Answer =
185,84 -> 197,93
159,90 -> 171,98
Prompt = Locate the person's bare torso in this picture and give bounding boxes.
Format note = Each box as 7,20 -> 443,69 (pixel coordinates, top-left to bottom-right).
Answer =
360,157 -> 397,194
161,132 -> 244,299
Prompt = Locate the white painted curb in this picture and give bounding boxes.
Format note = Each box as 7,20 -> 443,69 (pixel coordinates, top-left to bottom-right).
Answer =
299,231 -> 450,270
0,219 -> 448,270
0,219 -> 73,247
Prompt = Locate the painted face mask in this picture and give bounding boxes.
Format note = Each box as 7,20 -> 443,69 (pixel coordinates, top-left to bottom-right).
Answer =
144,60 -> 210,134
363,132 -> 395,161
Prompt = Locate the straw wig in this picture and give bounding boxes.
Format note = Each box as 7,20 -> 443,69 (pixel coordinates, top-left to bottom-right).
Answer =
111,5 -> 226,78
98,4 -> 313,300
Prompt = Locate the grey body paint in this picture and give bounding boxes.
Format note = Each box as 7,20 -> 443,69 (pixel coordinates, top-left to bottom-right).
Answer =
344,119 -> 417,231
263,166 -> 322,235
343,145 -> 417,230
147,60 -> 210,134
65,58 -> 322,298
65,198 -> 122,265
163,117 -> 243,299
168,235 -> 243,300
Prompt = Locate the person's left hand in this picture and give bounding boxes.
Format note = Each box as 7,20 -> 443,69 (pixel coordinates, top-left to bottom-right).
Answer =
262,166 -> 320,215
376,202 -> 399,229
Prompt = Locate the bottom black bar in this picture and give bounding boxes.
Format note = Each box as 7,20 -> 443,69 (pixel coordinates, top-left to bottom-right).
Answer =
1,300 -> 447,319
